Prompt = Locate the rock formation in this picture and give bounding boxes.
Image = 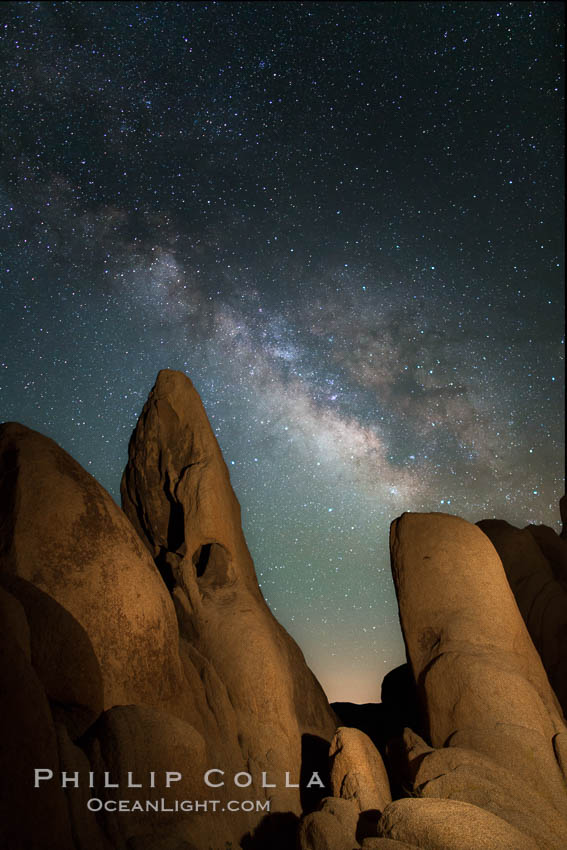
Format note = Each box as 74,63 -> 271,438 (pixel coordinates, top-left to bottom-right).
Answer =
332,663 -> 420,800
377,797 -> 541,850
0,422 -> 185,717
298,796 -> 361,850
373,512 -> 567,849
306,511 -> 567,849
120,370 -> 337,815
1,372 -> 566,849
0,371 -> 337,850
477,517 -> 567,715
329,726 -> 391,835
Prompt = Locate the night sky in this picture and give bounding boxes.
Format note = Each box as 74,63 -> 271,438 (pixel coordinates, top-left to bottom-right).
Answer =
1,1 -> 564,702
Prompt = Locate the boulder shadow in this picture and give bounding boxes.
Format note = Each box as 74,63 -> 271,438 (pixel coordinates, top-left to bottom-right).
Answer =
240,811 -> 299,850
300,733 -> 332,813
240,733 -> 332,848
0,574 -> 104,739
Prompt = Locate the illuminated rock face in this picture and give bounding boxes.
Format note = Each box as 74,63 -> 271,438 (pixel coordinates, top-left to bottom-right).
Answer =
0,421 -> 185,715
0,421 -> 189,850
121,369 -> 337,815
378,512 -> 567,850
329,726 -> 391,816
0,376 -> 337,850
389,513 -> 565,750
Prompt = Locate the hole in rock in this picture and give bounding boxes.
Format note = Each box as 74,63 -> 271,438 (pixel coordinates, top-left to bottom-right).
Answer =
191,542 -> 231,587
193,543 -> 212,577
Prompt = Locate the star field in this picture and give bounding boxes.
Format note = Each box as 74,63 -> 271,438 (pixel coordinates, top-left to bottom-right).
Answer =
1,2 -> 564,701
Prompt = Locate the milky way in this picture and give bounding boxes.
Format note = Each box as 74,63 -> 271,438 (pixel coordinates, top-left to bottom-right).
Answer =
1,2 -> 564,701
